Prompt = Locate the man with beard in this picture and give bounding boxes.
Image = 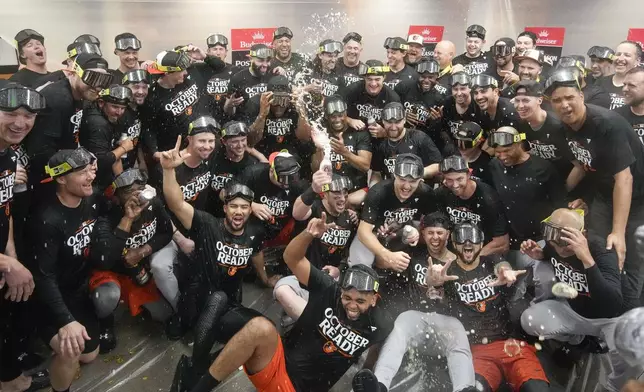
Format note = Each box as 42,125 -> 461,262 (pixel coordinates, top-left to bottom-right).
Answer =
587,46 -> 615,85
120,69 -> 150,171
0,82 -> 48,392
27,148 -> 101,392
383,37 -> 416,90
598,41 -> 642,110
335,32 -> 364,88
10,29 -> 49,88
441,73 -> 486,139
271,27 -> 308,81
224,44 -> 272,118
208,121 -> 258,217
187,212 -> 391,392
79,84 -> 135,191
363,212 -> 477,392
436,155 -> 509,256
340,60 -> 400,136
453,25 -> 493,77
311,96 -> 371,207
295,40 -> 342,104
615,67 -> 644,146
490,38 -> 520,92
516,31 -> 537,57
25,53 -> 112,199
427,222 -> 549,392
471,74 -> 520,136
555,58 -> 611,108
370,102 -> 441,184
546,69 -> 644,310
404,34 -> 426,67
204,34 -> 239,122
499,49 -> 545,100
159,141 -> 275,391
452,122 -> 493,185
110,33 -> 142,83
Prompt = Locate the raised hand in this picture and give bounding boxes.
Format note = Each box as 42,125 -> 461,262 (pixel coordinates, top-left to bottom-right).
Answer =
306,212 -> 336,238
489,264 -> 526,287
159,136 -> 191,170
426,257 -> 459,287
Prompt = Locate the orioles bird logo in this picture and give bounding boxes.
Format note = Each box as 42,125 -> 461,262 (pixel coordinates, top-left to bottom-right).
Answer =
277,136 -> 284,143
328,246 -> 337,254
323,341 -> 337,354
476,301 -> 487,312
228,267 -> 238,276
83,246 -> 91,258
185,106 -> 193,116
335,161 -> 342,170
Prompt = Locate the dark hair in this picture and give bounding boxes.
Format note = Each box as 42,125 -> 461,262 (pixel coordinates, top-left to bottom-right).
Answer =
517,31 -> 537,46
625,66 -> 644,77
421,212 -> 452,231
619,40 -> 643,63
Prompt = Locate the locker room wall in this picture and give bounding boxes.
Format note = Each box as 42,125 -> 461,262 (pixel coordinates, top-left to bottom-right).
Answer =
0,0 -> 642,70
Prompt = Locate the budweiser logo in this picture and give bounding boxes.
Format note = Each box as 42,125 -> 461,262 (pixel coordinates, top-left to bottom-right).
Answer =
252,31 -> 265,40
539,30 -> 549,37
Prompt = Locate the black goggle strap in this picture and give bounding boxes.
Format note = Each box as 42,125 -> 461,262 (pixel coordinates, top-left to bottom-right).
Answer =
45,148 -> 96,177
224,183 -> 254,203
113,169 -> 147,189
67,43 -> 102,59
0,86 -> 46,112
341,269 -> 379,293
318,41 -> 343,54
221,122 -> 248,138
452,225 -> 484,244
122,69 -> 150,84
115,38 -> 141,51
382,106 -> 405,122
207,34 -> 229,47
440,156 -> 469,173
99,85 -> 132,102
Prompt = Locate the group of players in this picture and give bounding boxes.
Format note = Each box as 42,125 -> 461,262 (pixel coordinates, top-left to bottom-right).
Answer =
0,19 -> 644,392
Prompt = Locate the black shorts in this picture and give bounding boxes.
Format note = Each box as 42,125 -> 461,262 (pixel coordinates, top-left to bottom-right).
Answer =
38,297 -> 100,355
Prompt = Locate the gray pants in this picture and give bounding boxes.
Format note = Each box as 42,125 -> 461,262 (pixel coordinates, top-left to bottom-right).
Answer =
273,275 -> 310,302
149,240 -> 179,310
373,310 -> 475,391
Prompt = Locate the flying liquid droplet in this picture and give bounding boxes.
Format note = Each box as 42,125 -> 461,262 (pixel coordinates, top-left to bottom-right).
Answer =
482,337 -> 488,344
535,342 -> 542,351
539,335 -> 545,341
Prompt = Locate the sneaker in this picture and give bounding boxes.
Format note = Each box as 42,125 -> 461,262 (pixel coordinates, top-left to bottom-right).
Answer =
552,282 -> 578,299
99,324 -> 117,354
170,355 -> 198,392
352,369 -> 387,392
25,369 -> 50,391
166,313 -> 186,341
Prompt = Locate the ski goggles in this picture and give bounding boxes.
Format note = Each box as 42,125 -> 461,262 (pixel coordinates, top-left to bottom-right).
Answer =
452,224 -> 484,244
323,176 -> 352,193
276,170 -> 300,186
451,73 -> 471,87
156,52 -> 191,73
318,41 -> 343,54
383,37 -> 409,51
221,122 -> 248,138
587,46 -> 615,61
249,47 -> 273,59
466,25 -> 486,39
72,61 -> 113,89
273,27 -> 293,40
470,74 -> 498,89
440,156 -> 469,173
98,85 -> 132,105
122,69 -> 150,85
488,131 -> 526,147
224,183 -> 254,203
67,43 -> 102,59
341,267 -> 379,293
493,44 -> 515,58
44,147 -> 96,179
325,99 -> 347,116
113,169 -> 148,189
357,64 -> 390,76
188,116 -> 220,135
0,85 -> 46,113
454,128 -> 485,149
115,37 -> 141,51
416,60 -> 440,75
75,34 -> 100,46
541,209 -> 585,246
382,105 -> 405,122
15,29 -> 44,46
543,68 -> 581,96
207,34 -> 229,48
271,92 -> 291,107
394,160 -> 423,180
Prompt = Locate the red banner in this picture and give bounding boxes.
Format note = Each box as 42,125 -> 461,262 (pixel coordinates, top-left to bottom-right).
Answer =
627,28 -> 644,49
230,28 -> 276,51
407,25 -> 444,44
524,27 -> 566,47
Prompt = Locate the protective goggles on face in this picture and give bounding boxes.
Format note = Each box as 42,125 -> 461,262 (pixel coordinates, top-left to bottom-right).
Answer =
15,29 -> 44,46
99,85 -> 132,105
188,116 -> 220,135
325,99 -> 347,116
382,105 -> 405,122
452,224 -> 484,244
113,169 -> 148,189
488,132 -> 526,147
454,130 -> 485,149
122,69 -> 150,85
416,60 -> 440,75
249,47 -> 273,59
319,41 -> 343,54
451,73 -> 471,87
541,209 -> 585,247
543,68 -> 581,96
224,183 -> 254,203
156,52 -> 192,73
341,268 -> 379,293
271,92 -> 291,107
325,176 -> 352,192
383,37 -> 409,51
587,46 -> 615,61
470,74 -> 498,89
276,171 -> 300,186
0,85 -> 46,113
274,27 -> 294,40
45,147 -> 96,178
221,122 -> 248,138
207,34 -> 229,48
357,63 -> 390,76
115,38 -> 141,51
394,161 -> 423,180
440,156 -> 469,173
493,44 -> 515,58
67,43 -> 102,59
72,62 -> 113,89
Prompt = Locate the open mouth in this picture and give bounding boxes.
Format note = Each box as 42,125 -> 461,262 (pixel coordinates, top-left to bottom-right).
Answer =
346,308 -> 359,319
476,99 -> 487,106
232,215 -> 244,225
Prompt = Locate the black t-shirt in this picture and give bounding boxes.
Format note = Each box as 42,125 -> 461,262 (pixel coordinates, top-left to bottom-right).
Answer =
615,105 -> 644,146
335,60 -> 363,87
441,96 -> 486,138
371,129 -> 441,179
242,94 -> 301,156
208,149 -> 258,217
304,200 -> 357,269
227,68 -> 270,110
0,148 -> 17,251
598,75 -> 626,110
443,256 -> 517,343
517,112 -> 575,179
188,210 -> 264,299
295,67 -> 342,99
480,97 -> 520,133
453,52 -> 494,76
407,248 -> 451,313
340,81 -> 401,123
109,68 -> 125,85
174,159 -> 214,212
32,69 -> 66,88
361,179 -> 437,228
270,52 -> 309,81
489,156 -> 566,247
436,180 -> 508,243
466,150 -> 494,186
205,63 -> 239,122
395,80 -> 447,140
78,104 -> 119,190
283,267 -> 392,392
328,129 -> 371,190
564,104 -> 644,201
582,82 -> 611,109
9,68 -> 50,88
117,106 -> 143,170
384,64 -> 417,90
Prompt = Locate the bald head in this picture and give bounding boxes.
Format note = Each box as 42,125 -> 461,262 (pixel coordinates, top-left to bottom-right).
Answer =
550,208 -> 584,230
435,40 -> 456,68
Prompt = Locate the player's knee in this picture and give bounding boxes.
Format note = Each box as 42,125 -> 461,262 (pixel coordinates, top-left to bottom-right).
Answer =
519,379 -> 549,392
246,316 -> 277,339
79,347 -> 100,364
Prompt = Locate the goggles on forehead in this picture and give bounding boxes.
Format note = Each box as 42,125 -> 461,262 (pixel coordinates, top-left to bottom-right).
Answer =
274,27 -> 294,40
45,147 -> 96,178
357,63 -> 390,76
75,34 -> 100,46
325,99 -> 347,116
67,43 -> 102,59
221,122 -> 248,138
122,69 -> 150,84
341,268 -> 379,293
113,169 -> 148,189
0,85 -> 46,113
250,47 -> 273,59
383,38 -> 409,51
488,132 -> 526,147
99,85 -> 132,104
451,73 -> 471,87
455,130 -> 485,149
416,60 -> 440,75
271,92 -> 291,107
470,74 -> 498,89
115,37 -> 141,51
440,156 -> 469,173
541,210 -> 585,247
587,46 -> 615,61
277,171 -> 300,186
452,224 -> 484,244
557,57 -> 588,78
207,34 -> 229,47
319,41 -> 343,54
188,116 -> 220,135
73,61 -> 113,89
224,183 -> 254,203
544,68 -> 581,96
466,25 -> 486,37
382,105 -> 405,122
324,176 -> 352,193
156,52 -> 192,73
493,44 -> 515,58
395,161 -> 423,180
15,29 -> 44,45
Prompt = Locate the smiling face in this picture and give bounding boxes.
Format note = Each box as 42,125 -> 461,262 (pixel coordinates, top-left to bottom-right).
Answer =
407,43 -> 424,63
57,165 -> 96,197
127,82 -> 149,105
343,40 -> 362,64
383,118 -> 405,139
341,288 -> 376,321
590,58 -> 613,78
442,171 -> 469,197
365,75 -> 384,96
452,84 -> 471,105
473,86 -> 498,111
273,37 -> 291,60
466,37 -> 484,56
518,59 -> 542,80
623,71 -> 644,106
224,197 -> 252,231
386,48 -> 405,67
222,135 -> 247,158
319,52 -> 338,72
516,36 -> 535,55
614,42 -> 639,75
116,49 -> 139,69
423,226 -> 450,255
394,175 -> 422,200
327,112 -> 346,132
99,101 -> 127,124
326,189 -> 348,215
251,57 -> 271,75
494,143 -> 524,166
418,73 -> 438,92
188,132 -> 216,160
513,94 -> 542,119
0,108 -> 37,147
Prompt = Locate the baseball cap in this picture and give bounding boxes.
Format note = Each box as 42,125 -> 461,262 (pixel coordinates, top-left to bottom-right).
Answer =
43,148 -> 96,182
249,44 -> 273,59
394,153 -> 423,180
342,32 -> 362,45
407,34 -> 424,46
74,53 -> 109,70
516,49 -> 545,65
273,27 -> 293,41
466,24 -> 486,40
455,122 -> 483,140
149,50 -> 191,74
269,151 -> 300,176
14,29 -> 44,49
267,75 -> 290,92
493,37 -> 516,57
114,32 -> 141,51
515,80 -> 544,97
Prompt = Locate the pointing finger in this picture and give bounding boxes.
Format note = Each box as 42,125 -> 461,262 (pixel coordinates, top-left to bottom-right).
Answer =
174,135 -> 182,152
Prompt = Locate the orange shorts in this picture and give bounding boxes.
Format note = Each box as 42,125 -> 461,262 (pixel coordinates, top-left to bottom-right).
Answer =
264,218 -> 296,248
472,340 -> 548,391
89,270 -> 161,317
244,335 -> 296,392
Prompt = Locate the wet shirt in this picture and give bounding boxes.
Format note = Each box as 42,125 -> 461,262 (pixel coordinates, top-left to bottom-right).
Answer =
582,82 -> 611,109
78,104 -> 120,190
328,129 -> 371,190
480,97 -> 520,133
334,60 -> 363,87
117,106 -> 143,170
9,68 -> 50,88
28,194 -> 101,330
284,266 -> 392,392
436,180 -> 508,243
340,81 -> 401,123
371,129 -> 441,179
407,248 -> 451,313
615,105 -> 644,146
0,148 -> 17,251
395,80 -> 447,139
242,94 -> 301,156
304,200 -> 357,269
564,104 -> 644,201
295,67 -> 342,99
361,179 -> 437,228
489,156 -> 566,247
189,210 -> 264,299
441,96 -> 486,138
543,237 -> 622,319
467,151 -> 494,186
174,158 -> 214,212
453,52 -> 494,76
271,52 -> 309,81
384,64 -> 417,90
227,68 -> 270,107
598,75 -> 626,110
208,149 -> 258,217
205,63 -> 239,122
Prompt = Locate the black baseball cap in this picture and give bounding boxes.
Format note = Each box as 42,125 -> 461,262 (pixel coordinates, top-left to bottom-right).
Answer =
43,148 -> 96,182
343,32 -> 362,44
455,122 -> 483,140
466,25 -> 486,40
269,151 -> 300,175
273,27 -> 293,41
74,53 -> 109,70
249,44 -> 273,59
515,80 -> 544,97
267,75 -> 290,92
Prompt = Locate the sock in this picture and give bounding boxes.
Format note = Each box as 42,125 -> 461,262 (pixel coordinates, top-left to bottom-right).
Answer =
191,372 -> 220,392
